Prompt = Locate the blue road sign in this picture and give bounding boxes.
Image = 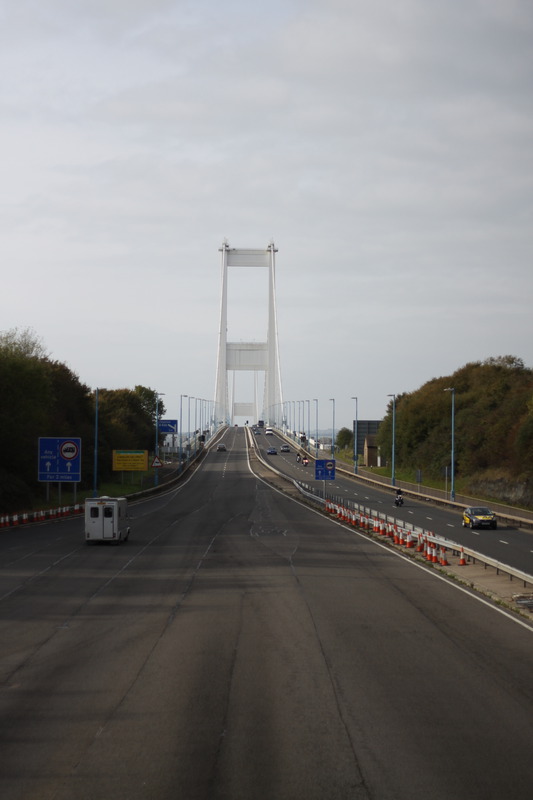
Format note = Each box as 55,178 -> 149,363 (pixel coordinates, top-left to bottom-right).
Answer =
315,459 -> 336,481
158,419 -> 178,434
38,437 -> 81,482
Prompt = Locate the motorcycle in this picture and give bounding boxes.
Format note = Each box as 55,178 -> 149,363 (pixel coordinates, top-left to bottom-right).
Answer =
296,454 -> 301,463
302,457 -> 309,466
394,494 -> 404,507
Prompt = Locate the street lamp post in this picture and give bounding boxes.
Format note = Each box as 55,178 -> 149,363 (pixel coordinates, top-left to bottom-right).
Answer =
93,388 -> 99,497
154,392 -> 165,486
329,398 -> 335,456
180,394 -> 187,472
387,394 -> 396,486
188,396 -> 195,465
306,400 -> 310,452
194,397 -> 200,456
351,396 -> 358,474
292,401 -> 296,439
313,398 -> 318,455
444,387 -> 456,501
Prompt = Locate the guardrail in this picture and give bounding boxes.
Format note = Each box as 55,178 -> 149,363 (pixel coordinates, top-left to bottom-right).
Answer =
320,492 -> 533,590
335,464 -> 533,530
247,429 -> 533,593
270,426 -> 533,530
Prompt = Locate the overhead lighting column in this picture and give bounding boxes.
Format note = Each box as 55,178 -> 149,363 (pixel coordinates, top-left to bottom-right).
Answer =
351,396 -> 358,474
154,392 -> 165,487
329,398 -> 335,456
387,394 -> 396,486
313,398 -> 318,455
188,396 -> 195,465
444,387 -> 456,501
180,394 -> 187,473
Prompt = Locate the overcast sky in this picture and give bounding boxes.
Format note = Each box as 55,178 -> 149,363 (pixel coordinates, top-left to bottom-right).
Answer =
2,0 -> 532,430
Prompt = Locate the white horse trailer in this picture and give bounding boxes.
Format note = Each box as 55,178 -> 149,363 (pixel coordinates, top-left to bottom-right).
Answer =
85,496 -> 130,543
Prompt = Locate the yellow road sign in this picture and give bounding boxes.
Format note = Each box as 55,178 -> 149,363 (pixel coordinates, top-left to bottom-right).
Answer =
112,450 -> 148,471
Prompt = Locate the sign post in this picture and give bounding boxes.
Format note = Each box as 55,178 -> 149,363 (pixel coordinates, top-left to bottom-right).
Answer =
315,459 -> 336,504
38,437 -> 82,504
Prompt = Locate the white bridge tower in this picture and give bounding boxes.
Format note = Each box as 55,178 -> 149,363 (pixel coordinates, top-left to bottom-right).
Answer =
214,241 -> 284,427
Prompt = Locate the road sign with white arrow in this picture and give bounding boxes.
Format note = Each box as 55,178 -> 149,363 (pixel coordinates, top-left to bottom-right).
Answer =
38,437 -> 82,482
158,419 -> 178,434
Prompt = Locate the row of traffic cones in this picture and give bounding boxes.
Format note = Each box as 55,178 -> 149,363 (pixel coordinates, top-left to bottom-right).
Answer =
325,498 -> 469,569
0,504 -> 84,528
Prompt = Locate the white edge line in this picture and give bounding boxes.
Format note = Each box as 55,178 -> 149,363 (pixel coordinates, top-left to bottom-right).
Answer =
246,441 -> 533,635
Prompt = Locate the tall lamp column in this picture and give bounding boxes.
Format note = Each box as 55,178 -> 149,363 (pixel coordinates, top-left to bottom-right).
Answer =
180,394 -> 187,472
313,398 -> 318,455
351,396 -> 358,474
154,392 -> 165,487
444,387 -> 456,501
329,398 -> 335,456
387,393 -> 396,487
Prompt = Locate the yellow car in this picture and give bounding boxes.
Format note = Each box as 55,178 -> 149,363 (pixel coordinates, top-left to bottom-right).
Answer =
462,506 -> 497,530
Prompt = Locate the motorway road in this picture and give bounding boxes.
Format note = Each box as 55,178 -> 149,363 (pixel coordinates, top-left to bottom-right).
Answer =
255,430 -> 533,575
1,428 -> 532,800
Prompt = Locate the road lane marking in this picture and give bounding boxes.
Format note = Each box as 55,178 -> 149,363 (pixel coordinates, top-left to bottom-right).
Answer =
246,447 -> 533,634
499,540 -> 509,545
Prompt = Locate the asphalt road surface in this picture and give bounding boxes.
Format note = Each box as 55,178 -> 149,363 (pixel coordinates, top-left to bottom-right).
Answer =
255,430 -> 533,575
1,428 -> 532,799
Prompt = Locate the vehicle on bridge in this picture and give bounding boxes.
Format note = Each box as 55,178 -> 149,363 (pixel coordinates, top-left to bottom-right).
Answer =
216,443 -> 227,452
462,506 -> 497,529
267,447 -> 278,455
85,497 -> 130,543
280,444 -> 290,452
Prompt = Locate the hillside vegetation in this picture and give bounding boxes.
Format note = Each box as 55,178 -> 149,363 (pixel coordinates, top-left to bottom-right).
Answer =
376,356 -> 533,505
3,329 -> 533,511
0,328 -> 165,512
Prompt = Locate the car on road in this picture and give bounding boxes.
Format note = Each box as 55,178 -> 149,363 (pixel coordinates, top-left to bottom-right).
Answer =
280,444 -> 290,452
462,506 -> 497,529
267,447 -> 278,455
216,443 -> 227,452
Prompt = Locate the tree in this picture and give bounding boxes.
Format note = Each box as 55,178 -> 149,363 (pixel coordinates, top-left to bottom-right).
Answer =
98,388 -> 155,450
134,385 -> 166,423
336,427 -> 353,450
0,326 -> 49,359
0,332 -> 95,510
376,357 -> 533,481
